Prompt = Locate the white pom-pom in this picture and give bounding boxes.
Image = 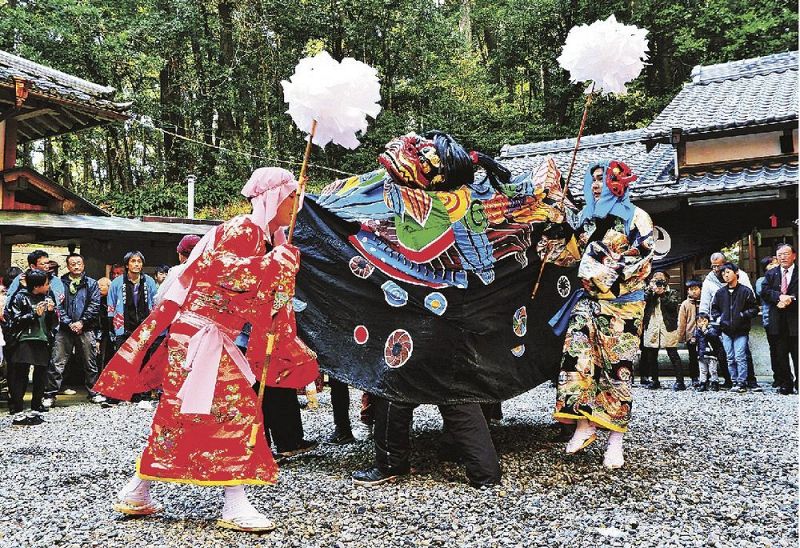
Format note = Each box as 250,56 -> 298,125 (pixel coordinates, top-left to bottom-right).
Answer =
282,51 -> 382,149
557,15 -> 649,96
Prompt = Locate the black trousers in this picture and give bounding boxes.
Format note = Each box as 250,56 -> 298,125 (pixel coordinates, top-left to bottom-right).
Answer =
8,362 -> 47,413
640,347 -> 684,382
329,378 -> 352,434
773,332 -> 799,390
686,341 -> 699,380
373,396 -> 501,486
259,385 -> 304,453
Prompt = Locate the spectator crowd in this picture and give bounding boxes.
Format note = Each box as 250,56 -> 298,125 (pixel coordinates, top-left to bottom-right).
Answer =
0,238 -> 197,425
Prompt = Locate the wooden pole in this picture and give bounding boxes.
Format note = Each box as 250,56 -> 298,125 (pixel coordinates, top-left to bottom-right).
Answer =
247,119 -> 318,450
287,119 -> 318,245
531,88 -> 595,300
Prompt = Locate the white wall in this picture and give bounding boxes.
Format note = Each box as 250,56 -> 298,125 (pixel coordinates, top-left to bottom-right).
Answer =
685,131 -> 785,165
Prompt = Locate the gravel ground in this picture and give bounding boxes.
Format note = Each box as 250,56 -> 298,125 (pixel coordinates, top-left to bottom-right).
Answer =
0,385 -> 796,548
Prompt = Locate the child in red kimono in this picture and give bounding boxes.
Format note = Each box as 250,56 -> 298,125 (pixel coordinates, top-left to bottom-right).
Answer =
94,167 -> 318,532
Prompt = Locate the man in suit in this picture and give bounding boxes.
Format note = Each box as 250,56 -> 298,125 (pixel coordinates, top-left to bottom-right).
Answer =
760,243 -> 798,395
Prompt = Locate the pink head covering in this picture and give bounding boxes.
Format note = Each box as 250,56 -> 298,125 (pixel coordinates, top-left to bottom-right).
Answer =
241,167 -> 300,246
161,167 -> 300,308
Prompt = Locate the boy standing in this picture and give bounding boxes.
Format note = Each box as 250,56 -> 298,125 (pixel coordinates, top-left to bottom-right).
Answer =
677,280 -> 702,387
693,313 -> 720,391
711,263 -> 758,393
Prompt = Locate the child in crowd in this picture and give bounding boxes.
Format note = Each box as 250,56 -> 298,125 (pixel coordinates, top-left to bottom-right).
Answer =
711,263 -> 758,393
693,312 -> 720,391
677,279 -> 702,387
4,269 -> 58,425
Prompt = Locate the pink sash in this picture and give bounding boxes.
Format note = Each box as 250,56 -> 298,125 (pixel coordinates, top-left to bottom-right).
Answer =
176,312 -> 255,414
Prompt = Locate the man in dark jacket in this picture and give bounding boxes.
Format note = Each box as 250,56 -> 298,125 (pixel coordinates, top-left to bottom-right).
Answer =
44,254 -> 104,407
711,263 -> 758,393
760,244 -> 798,395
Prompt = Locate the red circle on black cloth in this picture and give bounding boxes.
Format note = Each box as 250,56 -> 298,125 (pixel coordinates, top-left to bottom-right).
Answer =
354,325 -> 369,345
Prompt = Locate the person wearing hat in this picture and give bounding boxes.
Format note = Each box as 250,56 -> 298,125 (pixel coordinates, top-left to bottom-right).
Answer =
550,161 -> 654,470
153,234 -> 203,306
94,167 -> 318,532
710,262 -> 758,393
677,279 -> 703,388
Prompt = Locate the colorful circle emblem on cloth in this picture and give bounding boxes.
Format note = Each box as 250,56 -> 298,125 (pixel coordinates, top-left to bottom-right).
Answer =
384,329 -> 413,368
512,306 -> 527,337
557,276 -> 571,298
354,325 -> 369,345
511,345 -> 525,357
381,281 -> 409,307
349,255 -> 375,279
424,292 -> 448,316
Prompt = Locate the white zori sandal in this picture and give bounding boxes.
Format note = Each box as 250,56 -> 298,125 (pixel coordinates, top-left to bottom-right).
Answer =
113,476 -> 162,516
216,486 -> 276,533
565,419 -> 597,454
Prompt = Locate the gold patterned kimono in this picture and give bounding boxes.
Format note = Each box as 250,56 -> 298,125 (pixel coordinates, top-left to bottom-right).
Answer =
552,208 -> 654,432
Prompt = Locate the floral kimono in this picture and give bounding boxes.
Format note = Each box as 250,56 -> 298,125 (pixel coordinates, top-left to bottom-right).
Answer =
94,216 -> 318,486
550,161 -> 653,432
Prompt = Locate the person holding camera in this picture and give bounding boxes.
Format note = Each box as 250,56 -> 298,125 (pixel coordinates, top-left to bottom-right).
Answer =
4,269 -> 58,425
640,271 -> 686,390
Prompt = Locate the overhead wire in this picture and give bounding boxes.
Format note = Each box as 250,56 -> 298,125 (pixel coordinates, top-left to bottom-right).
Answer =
126,113 -> 357,177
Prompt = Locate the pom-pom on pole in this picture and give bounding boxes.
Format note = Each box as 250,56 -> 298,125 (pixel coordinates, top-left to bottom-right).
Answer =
531,16 -> 648,301
281,51 -> 382,243
247,53 -> 382,452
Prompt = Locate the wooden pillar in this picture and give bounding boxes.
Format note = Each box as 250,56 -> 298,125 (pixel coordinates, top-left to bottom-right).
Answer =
3,117 -> 17,170
0,233 -> 11,274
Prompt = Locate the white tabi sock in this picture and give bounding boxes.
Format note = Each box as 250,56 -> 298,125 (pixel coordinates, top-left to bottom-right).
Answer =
118,475 -> 153,504
222,486 -> 261,520
603,431 -> 625,469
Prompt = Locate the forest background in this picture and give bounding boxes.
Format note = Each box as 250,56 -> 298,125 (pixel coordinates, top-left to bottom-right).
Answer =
0,0 -> 797,218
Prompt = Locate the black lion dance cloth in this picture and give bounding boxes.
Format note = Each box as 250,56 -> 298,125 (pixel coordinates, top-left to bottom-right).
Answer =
293,132 -> 580,404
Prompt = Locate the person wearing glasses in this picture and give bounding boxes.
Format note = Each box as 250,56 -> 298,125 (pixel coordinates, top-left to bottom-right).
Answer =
760,244 -> 798,395
640,271 -> 686,390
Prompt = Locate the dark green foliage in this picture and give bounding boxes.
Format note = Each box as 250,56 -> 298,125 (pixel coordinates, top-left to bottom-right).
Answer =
0,0 -> 796,216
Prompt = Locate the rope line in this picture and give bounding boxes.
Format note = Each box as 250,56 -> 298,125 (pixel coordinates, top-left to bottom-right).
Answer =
127,114 -> 357,177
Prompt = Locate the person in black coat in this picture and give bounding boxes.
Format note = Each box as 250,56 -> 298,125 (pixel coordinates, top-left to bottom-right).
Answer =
4,269 -> 58,424
759,244 -> 798,395
711,263 -> 758,392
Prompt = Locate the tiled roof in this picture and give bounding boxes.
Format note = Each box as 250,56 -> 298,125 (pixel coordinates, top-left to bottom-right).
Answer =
0,49 -> 130,114
497,129 -> 676,201
646,51 -> 798,138
497,131 -> 796,202
648,158 -> 798,198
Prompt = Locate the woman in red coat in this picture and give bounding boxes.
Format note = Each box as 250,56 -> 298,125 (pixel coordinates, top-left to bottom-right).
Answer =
94,168 -> 318,532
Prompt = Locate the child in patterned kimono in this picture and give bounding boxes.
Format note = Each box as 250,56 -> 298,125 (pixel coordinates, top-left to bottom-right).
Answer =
549,161 -> 654,469
94,168 -> 318,532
